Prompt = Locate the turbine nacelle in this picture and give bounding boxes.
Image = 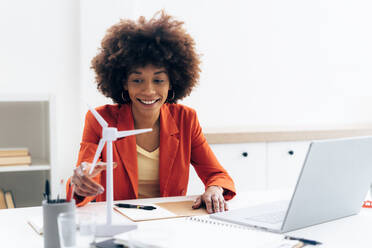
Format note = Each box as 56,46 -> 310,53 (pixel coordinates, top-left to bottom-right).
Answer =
102,127 -> 119,141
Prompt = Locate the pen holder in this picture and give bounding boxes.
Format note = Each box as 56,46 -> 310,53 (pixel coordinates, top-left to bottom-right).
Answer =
42,200 -> 75,248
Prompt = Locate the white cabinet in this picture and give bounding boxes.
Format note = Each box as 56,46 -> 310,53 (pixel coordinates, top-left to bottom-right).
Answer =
188,129 -> 372,194
266,141 -> 310,189
187,166 -> 205,195
210,143 -> 266,192
0,95 -> 55,207
187,140 -> 310,195
187,142 -> 266,195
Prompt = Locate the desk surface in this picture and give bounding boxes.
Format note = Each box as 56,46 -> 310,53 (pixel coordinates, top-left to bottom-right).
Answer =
1,190 -> 372,248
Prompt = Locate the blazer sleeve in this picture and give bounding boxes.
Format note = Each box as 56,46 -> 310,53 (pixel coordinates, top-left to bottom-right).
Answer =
66,111 -> 102,207
189,111 -> 236,200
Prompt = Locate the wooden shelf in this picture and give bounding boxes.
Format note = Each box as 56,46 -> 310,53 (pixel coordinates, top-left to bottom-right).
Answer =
0,94 -> 50,102
0,158 -> 50,172
0,95 -> 54,207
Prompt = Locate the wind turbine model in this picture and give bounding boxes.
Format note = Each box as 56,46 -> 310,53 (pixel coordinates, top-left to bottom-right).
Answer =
87,105 -> 152,237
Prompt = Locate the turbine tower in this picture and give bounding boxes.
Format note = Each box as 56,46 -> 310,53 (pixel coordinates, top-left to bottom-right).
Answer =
87,105 -> 152,236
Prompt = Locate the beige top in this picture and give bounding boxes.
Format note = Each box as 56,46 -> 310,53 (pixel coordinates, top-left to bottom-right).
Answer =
137,145 -> 160,198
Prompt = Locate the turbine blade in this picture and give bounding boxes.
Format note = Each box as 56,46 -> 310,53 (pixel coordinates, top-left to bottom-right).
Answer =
117,128 -> 152,138
87,104 -> 108,127
89,138 -> 105,174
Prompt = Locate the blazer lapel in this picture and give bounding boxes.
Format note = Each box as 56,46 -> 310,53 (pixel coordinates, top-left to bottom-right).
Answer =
159,104 -> 180,195
114,104 -> 138,197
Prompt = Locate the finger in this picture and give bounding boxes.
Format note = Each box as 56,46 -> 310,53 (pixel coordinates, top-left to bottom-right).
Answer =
96,161 -> 108,170
74,186 -> 90,197
74,182 -> 95,197
74,181 -> 103,197
72,168 -> 87,187
72,168 -> 84,187
211,195 -> 220,213
81,162 -> 93,174
219,198 -> 225,212
76,165 -> 84,176
77,165 -> 104,191
74,168 -> 104,195
79,162 -> 104,176
71,175 -> 81,188
224,201 -> 229,211
97,161 -> 118,168
90,165 -> 106,177
192,196 -> 202,209
74,185 -> 101,197
72,168 -> 97,197
80,175 -> 104,194
74,182 -> 98,197
203,196 -> 213,214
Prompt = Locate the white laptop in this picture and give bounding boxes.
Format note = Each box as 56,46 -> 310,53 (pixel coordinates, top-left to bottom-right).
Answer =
211,136 -> 372,233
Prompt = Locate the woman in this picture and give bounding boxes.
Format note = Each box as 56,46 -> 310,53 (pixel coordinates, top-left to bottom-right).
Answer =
68,11 -> 236,214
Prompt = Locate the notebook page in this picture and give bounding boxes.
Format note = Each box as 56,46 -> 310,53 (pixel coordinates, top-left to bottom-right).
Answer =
114,204 -> 177,222
114,217 -> 284,248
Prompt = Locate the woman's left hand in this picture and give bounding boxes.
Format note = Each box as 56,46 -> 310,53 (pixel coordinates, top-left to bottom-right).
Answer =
192,185 -> 228,214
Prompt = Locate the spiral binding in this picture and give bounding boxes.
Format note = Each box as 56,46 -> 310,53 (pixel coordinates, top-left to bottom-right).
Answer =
187,215 -> 255,230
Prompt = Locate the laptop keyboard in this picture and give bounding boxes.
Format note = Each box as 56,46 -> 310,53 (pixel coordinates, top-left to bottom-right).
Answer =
245,211 -> 286,224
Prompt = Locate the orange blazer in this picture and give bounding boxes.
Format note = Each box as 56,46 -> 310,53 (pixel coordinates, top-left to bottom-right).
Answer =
67,103 -> 236,207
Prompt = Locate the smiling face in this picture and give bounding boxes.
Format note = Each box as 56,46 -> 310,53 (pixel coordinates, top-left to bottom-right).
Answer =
124,64 -> 171,120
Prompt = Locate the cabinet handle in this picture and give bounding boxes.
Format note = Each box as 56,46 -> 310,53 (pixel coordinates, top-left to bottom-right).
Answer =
288,150 -> 294,156
242,152 -> 248,157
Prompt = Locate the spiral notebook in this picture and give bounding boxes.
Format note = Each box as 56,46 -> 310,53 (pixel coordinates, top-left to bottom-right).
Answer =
114,216 -> 293,248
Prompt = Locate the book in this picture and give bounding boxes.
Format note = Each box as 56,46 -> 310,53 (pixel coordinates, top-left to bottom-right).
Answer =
0,189 -> 6,209
114,200 -> 208,222
0,155 -> 31,166
0,147 -> 29,157
5,191 -> 15,208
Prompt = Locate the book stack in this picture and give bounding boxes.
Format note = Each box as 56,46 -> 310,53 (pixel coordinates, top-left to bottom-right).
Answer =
0,189 -> 15,209
0,148 -> 31,166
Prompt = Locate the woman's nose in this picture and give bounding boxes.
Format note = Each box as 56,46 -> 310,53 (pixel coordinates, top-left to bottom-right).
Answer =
142,80 -> 155,94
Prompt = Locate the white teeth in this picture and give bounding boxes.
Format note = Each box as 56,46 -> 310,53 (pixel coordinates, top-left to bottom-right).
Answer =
140,99 -> 157,105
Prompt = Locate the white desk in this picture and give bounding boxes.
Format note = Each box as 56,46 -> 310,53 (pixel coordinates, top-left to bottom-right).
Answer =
1,190 -> 372,248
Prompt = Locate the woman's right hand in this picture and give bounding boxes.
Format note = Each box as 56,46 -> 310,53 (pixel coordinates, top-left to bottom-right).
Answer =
71,162 -> 110,197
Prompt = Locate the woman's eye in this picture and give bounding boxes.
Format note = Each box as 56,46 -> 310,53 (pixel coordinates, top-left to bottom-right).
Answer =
154,79 -> 164,83
132,79 -> 142,83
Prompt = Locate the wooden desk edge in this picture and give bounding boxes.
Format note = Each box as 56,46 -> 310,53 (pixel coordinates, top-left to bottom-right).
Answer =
205,129 -> 372,144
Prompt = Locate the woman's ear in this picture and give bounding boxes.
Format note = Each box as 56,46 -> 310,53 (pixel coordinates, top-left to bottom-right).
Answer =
123,83 -> 128,90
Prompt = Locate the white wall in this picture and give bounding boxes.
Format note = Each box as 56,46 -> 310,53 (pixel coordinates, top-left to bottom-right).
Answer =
79,0 -> 135,123
0,0 -> 81,195
81,0 -> 372,130
1,0 -> 372,196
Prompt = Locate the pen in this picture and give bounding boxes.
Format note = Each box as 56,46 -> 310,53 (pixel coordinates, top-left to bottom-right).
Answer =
285,236 -> 322,245
115,203 -> 156,210
45,179 -> 50,203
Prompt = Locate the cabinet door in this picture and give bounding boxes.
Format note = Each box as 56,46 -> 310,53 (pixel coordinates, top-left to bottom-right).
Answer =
267,141 -> 310,190
187,165 -> 206,195
187,142 -> 267,195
